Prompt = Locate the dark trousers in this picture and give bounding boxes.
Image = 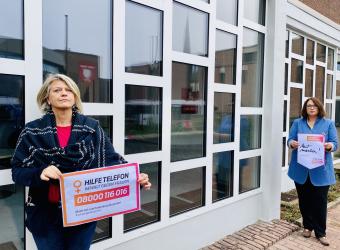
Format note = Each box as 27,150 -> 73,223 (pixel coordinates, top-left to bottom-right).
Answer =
32,221 -> 97,250
295,176 -> 329,238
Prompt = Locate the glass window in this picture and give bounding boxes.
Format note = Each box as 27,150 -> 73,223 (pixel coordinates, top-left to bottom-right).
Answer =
212,151 -> 233,202
337,54 -> 340,71
214,92 -> 235,144
239,156 -> 261,193
282,138 -> 286,167
315,66 -> 325,104
0,0 -> 24,59
125,1 -> 163,76
171,62 -> 207,162
283,100 -> 287,132
215,30 -> 237,85
240,115 -> 262,151
305,69 -> 313,97
285,30 -> 289,58
290,59 -> 303,83
291,33 -> 304,56
43,0 -> 112,103
170,167 -> 205,216
316,43 -> 326,62
284,63 -> 288,95
0,74 -> 24,170
0,184 -> 24,249
289,88 -> 302,128
125,85 -> 162,155
172,2 -> 208,57
124,162 -> 161,231
326,103 -> 332,119
326,74 -> 333,99
216,0 -> 237,25
327,48 -> 334,70
306,39 -> 314,65
335,80 -> 340,160
241,28 -> 264,107
243,0 -> 266,25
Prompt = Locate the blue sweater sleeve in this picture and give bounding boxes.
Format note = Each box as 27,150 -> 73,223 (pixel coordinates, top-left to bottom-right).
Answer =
287,119 -> 299,147
327,120 -> 338,152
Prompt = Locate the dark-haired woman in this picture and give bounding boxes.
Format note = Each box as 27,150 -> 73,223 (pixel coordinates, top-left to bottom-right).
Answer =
288,97 -> 338,246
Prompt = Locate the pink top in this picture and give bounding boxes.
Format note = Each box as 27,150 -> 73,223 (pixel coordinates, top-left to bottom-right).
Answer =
56,125 -> 72,148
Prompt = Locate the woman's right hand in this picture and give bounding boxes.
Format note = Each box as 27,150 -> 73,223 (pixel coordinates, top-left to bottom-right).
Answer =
290,140 -> 299,149
40,165 -> 62,181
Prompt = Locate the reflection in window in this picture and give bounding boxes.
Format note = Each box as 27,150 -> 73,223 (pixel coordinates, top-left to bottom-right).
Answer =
216,0 -> 237,25
43,0 -> 112,103
282,138 -> 286,167
326,74 -> 333,99
239,156 -> 261,193
213,151 -> 233,202
125,1 -> 163,76
214,92 -> 235,143
306,39 -> 314,65
243,0 -> 266,25
337,54 -> 340,71
125,85 -> 162,155
305,69 -> 313,97
0,0 -> 24,59
173,2 -> 208,57
171,62 -> 207,162
241,28 -> 264,107
284,63 -> 288,95
291,59 -> 303,83
335,80 -> 340,160
285,30 -> 289,58
240,115 -> 262,151
315,66 -> 325,104
289,88 -> 302,128
215,30 -> 237,85
291,33 -> 304,56
317,43 -> 326,62
0,74 -> 24,170
327,48 -> 334,70
124,162 -> 160,231
326,103 -> 332,119
170,167 -> 205,216
0,185 -> 24,249
283,100 -> 287,132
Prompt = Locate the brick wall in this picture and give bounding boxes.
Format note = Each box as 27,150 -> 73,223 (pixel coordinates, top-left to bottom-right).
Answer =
298,0 -> 340,24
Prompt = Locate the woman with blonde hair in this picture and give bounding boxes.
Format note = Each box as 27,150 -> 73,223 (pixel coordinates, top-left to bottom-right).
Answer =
11,74 -> 151,250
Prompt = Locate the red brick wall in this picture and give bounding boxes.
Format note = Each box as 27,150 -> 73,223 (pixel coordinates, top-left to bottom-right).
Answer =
298,0 -> 340,24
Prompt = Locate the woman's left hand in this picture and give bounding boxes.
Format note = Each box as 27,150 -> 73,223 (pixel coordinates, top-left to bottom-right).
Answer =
324,142 -> 333,151
138,173 -> 152,190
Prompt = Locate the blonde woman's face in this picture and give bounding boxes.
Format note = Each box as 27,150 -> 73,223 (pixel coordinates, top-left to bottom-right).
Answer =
47,80 -> 75,111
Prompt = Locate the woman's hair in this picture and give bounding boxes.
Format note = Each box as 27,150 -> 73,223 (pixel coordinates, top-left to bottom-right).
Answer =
37,74 -> 83,113
301,97 -> 326,119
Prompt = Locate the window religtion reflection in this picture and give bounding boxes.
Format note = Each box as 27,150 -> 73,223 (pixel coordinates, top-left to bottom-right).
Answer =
125,1 -> 163,76
289,88 -> 302,128
216,0 -> 237,25
42,0 -> 113,103
315,66 -> 325,104
317,43 -> 326,62
239,115 -> 262,151
306,39 -> 315,65
0,0 -> 24,59
291,59 -> 303,84
125,85 -> 162,155
213,151 -> 233,202
305,69 -> 313,97
243,0 -> 266,25
327,48 -> 334,70
326,74 -> 333,99
291,33 -> 304,56
171,62 -> 207,162
172,2 -> 208,57
239,156 -> 261,193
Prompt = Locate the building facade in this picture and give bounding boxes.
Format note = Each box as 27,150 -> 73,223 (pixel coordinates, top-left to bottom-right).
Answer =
0,0 -> 339,249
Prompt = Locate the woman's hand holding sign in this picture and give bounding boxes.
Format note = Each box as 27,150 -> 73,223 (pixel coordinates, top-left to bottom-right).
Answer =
138,173 -> 151,190
40,165 -> 62,181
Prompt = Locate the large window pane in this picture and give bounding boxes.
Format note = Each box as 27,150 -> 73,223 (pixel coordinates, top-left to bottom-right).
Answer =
171,62 -> 207,162
326,103 -> 332,119
125,1 -> 163,76
291,59 -> 303,83
243,0 -> 266,25
305,69 -> 313,97
239,156 -> 261,193
0,185 -> 24,249
214,93 -> 235,144
282,138 -> 286,167
315,66 -> 325,104
306,39 -> 314,65
284,63 -> 288,95
124,162 -> 161,231
327,48 -> 334,70
0,74 -> 24,170
170,167 -> 205,216
283,100 -> 287,132
291,33 -> 304,56
241,28 -> 264,107
0,0 -> 24,59
240,115 -> 262,151
216,0 -> 237,25
289,88 -> 302,128
173,2 -> 208,57
326,74 -> 333,99
125,85 -> 162,154
212,151 -> 233,202
215,30 -> 237,85
43,0 -> 112,103
317,43 -> 326,62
